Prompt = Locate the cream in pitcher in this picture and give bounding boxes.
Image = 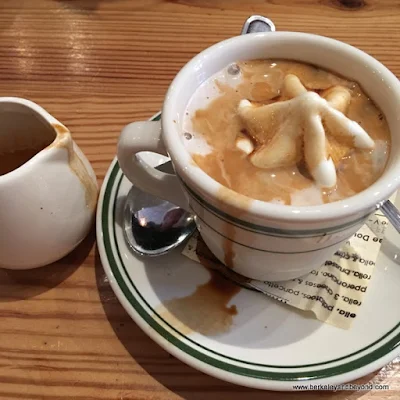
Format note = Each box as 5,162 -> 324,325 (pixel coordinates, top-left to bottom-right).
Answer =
0,97 -> 98,269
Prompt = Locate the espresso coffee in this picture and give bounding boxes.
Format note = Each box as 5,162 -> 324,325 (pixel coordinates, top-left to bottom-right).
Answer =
0,145 -> 47,176
183,60 -> 391,206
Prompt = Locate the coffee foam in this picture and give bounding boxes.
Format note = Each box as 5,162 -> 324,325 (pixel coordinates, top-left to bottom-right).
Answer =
290,186 -> 324,206
237,74 -> 375,188
235,136 -> 254,154
282,74 -> 307,98
183,65 -> 241,156
371,140 -> 389,175
323,86 -> 351,113
184,60 -> 390,207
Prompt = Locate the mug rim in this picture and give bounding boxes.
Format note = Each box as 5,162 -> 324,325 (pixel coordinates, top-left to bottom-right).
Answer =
162,31 -> 400,223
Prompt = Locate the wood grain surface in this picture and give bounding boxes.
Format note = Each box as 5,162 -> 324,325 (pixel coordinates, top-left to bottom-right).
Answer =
1,0 -> 400,399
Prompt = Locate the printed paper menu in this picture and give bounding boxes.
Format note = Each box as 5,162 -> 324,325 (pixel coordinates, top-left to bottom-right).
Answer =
182,204 -> 393,329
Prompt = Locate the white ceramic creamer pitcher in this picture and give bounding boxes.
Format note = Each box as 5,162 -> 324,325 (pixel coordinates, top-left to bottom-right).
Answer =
0,97 -> 98,269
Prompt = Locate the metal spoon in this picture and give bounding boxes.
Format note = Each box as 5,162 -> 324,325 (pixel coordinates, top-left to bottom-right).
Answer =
123,161 -> 196,256
379,200 -> 400,234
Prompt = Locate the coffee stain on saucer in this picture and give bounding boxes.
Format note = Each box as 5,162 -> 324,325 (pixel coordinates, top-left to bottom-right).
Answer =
156,238 -> 240,336
50,123 -> 98,211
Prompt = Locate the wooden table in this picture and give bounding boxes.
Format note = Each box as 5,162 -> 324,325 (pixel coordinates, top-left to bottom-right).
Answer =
1,0 -> 400,398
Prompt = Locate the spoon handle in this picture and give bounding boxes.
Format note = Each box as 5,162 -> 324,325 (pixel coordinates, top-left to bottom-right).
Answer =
241,15 -> 275,35
380,200 -> 400,234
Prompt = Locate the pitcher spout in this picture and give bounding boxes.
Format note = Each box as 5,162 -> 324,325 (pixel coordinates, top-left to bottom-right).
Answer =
49,120 -> 99,211
0,97 -> 59,178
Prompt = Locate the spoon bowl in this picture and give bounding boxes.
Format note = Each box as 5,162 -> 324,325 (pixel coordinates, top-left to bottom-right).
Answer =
123,171 -> 196,257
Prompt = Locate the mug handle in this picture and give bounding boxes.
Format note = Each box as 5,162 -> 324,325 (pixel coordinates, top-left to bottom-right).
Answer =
117,15 -> 276,211
117,120 -> 189,210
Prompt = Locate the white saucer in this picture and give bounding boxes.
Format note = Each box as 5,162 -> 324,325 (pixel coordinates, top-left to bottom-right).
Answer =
96,113 -> 400,391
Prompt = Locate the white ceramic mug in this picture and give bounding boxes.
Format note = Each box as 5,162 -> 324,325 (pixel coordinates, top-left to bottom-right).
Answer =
0,98 -> 98,269
117,32 -> 400,281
